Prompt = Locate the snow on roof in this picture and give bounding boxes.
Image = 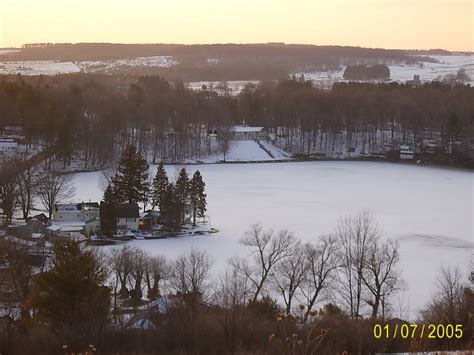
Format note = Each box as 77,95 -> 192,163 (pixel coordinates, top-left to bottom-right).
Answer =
53,221 -> 86,227
230,125 -> 264,133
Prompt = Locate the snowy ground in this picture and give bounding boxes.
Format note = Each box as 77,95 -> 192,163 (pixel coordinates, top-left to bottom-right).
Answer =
0,55 -> 177,75
0,61 -> 81,75
300,54 -> 474,88
186,81 -> 260,95
70,161 -> 473,319
76,56 -> 178,73
193,139 -> 292,163
0,49 -> 20,56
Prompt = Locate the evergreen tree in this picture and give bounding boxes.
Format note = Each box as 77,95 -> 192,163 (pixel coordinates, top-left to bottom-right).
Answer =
112,145 -> 150,209
100,184 -> 117,237
190,170 -> 207,226
32,241 -> 110,348
174,167 -> 190,224
160,183 -> 181,232
151,161 -> 169,210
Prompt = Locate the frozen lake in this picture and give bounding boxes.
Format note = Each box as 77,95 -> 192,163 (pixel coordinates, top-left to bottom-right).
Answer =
71,161 -> 474,318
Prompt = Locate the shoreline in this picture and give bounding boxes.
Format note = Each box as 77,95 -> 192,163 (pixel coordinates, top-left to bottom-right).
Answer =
63,156 -> 474,174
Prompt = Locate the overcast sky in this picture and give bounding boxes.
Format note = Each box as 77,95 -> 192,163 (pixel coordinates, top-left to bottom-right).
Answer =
1,0 -> 472,51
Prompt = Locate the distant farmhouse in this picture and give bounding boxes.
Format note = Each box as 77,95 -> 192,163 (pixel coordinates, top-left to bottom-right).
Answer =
230,125 -> 267,140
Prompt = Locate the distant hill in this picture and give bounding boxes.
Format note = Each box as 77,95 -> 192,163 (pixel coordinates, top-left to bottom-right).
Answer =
1,43 -> 462,82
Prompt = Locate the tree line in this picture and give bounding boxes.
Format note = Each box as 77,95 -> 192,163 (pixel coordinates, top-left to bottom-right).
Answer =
0,155 -> 75,223
0,212 -> 471,354
100,145 -> 207,236
0,74 -> 473,169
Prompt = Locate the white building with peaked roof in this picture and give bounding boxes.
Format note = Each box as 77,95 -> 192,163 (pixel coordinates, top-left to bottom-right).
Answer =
230,125 -> 267,140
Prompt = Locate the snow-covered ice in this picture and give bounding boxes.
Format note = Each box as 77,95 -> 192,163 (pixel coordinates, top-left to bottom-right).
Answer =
70,161 -> 473,318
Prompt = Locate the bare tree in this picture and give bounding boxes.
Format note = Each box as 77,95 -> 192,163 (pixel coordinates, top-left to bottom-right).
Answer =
171,248 -> 213,298
0,178 -> 18,224
230,223 -> 295,303
361,239 -> 401,319
128,248 -> 148,303
17,164 -> 38,220
299,235 -> 339,322
420,266 -> 466,324
37,171 -> 75,219
109,246 -> 134,297
217,125 -> 233,162
272,242 -> 307,315
336,211 -> 379,319
144,254 -> 171,300
214,268 -> 252,308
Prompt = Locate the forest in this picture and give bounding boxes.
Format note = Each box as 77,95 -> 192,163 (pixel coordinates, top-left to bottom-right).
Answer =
0,73 -> 472,170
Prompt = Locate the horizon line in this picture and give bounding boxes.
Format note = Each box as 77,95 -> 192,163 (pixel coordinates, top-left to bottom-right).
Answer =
1,42 -> 473,54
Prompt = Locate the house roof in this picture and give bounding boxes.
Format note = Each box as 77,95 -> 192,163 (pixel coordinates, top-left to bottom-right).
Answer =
79,202 -> 100,209
27,213 -> 49,224
230,125 -> 264,133
117,203 -> 140,218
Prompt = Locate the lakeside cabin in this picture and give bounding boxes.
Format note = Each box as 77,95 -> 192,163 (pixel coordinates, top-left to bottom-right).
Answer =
230,125 -> 267,140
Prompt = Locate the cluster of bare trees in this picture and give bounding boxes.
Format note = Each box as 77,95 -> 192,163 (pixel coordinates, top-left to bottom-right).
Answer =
104,212 -> 402,322
108,246 -> 213,305
229,212 -> 402,321
0,156 -> 75,222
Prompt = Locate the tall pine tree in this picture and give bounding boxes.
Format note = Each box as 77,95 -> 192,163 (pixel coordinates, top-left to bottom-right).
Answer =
160,183 -> 181,232
100,184 -> 117,237
174,167 -> 190,224
151,161 -> 169,211
190,170 -> 207,226
112,145 -> 150,209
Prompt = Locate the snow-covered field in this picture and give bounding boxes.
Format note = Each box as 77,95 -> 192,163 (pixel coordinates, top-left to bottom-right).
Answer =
76,56 -> 178,73
0,49 -> 20,56
70,161 -> 473,318
0,61 -> 81,75
301,54 -> 474,87
186,80 -> 260,95
0,55 -> 177,75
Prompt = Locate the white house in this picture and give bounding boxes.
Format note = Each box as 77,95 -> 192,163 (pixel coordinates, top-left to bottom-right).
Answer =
116,203 -> 140,232
52,202 -> 100,235
230,125 -> 267,140
0,138 -> 18,153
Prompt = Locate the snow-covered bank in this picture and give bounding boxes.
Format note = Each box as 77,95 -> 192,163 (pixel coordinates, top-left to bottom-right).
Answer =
71,161 -> 473,319
192,140 -> 293,163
